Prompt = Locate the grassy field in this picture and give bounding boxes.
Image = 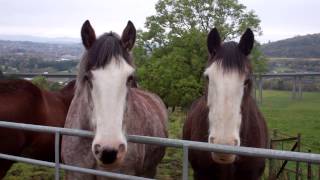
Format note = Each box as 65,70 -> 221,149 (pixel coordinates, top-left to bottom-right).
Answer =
4,90 -> 320,179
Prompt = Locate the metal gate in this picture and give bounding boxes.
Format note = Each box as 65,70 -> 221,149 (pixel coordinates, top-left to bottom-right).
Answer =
0,121 -> 320,180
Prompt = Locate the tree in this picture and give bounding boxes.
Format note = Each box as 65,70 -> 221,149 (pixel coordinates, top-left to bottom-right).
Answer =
143,0 -> 261,49
31,76 -> 63,91
31,76 -> 50,90
251,43 -> 268,74
134,0 -> 263,108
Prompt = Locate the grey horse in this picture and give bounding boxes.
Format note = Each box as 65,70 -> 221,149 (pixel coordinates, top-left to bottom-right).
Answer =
61,20 -> 168,179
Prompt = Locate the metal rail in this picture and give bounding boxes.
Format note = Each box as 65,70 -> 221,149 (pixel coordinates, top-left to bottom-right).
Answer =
4,72 -> 320,104
0,121 -> 320,180
3,72 -> 320,79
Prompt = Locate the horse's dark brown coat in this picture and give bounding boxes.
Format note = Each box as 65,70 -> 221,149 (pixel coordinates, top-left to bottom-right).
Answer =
0,79 -> 75,178
183,29 -> 268,180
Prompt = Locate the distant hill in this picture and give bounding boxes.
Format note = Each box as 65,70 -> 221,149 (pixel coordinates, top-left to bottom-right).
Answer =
261,33 -> 320,58
0,40 -> 83,61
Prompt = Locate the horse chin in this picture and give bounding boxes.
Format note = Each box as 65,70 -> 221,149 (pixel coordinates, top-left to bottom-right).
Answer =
211,153 -> 236,164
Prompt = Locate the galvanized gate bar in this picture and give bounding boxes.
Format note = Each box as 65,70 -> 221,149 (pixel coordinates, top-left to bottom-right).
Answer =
0,121 -> 320,164
0,152 -> 54,167
60,164 -> 153,180
128,135 -> 320,164
0,152 -> 153,180
182,145 -> 189,180
55,132 -> 60,180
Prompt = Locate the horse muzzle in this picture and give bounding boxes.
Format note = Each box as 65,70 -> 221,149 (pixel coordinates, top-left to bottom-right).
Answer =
211,152 -> 236,164
209,136 -> 239,164
92,143 -> 127,167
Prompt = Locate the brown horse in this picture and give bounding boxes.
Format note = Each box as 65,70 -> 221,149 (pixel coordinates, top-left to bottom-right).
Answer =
61,20 -> 167,179
0,79 -> 75,178
183,28 -> 268,180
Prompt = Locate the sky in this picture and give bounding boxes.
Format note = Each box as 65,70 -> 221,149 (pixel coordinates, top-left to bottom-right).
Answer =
0,0 -> 319,43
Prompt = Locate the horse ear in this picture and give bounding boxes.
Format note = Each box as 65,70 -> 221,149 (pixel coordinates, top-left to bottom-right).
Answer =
81,20 -> 96,49
207,28 -> 221,55
238,28 -> 254,56
121,21 -> 136,51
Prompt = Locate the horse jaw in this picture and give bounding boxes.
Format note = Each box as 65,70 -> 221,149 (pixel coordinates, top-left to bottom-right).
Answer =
204,62 -> 244,164
90,57 -> 134,166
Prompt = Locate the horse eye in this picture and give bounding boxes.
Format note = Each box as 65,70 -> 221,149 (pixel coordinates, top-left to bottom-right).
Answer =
127,75 -> 133,83
244,78 -> 250,86
204,75 -> 209,81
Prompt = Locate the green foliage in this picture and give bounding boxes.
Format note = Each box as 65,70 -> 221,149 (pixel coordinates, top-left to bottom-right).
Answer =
145,0 -> 261,45
251,43 -> 268,73
137,29 -> 206,108
31,76 -> 62,91
134,0 -> 263,108
31,76 -> 50,90
49,82 -> 63,91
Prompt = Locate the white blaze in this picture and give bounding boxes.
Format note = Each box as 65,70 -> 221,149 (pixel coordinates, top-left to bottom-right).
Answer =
204,62 -> 245,146
90,57 -> 134,150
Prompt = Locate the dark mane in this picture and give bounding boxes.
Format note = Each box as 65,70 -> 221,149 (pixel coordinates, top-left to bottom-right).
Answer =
208,42 -> 249,73
85,32 -> 132,71
77,32 -> 134,89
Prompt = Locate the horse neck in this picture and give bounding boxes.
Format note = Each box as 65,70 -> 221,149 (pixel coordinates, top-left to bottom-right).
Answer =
124,88 -> 167,136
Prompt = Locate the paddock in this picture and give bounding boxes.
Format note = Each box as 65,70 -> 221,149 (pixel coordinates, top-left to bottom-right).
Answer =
1,73 -> 320,180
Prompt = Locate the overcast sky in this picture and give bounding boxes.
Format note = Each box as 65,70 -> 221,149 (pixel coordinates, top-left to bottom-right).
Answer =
0,0 -> 319,43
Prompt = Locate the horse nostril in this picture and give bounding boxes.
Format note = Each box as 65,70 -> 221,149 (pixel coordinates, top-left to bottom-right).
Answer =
94,144 -> 101,155
101,149 -> 118,164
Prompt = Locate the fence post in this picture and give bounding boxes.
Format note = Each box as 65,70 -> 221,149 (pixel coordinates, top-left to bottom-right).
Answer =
318,164 -> 320,180
292,76 -> 297,100
269,129 -> 278,179
182,145 -> 189,180
296,133 -> 301,180
307,150 -> 312,180
259,75 -> 263,104
55,131 -> 60,180
298,76 -> 303,100
253,75 -> 257,101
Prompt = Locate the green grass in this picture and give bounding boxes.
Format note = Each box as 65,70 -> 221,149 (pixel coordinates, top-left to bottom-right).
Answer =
4,90 -> 320,179
260,90 -> 320,153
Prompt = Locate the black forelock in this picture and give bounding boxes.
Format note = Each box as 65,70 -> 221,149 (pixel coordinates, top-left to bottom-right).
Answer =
85,32 -> 131,71
209,42 -> 248,73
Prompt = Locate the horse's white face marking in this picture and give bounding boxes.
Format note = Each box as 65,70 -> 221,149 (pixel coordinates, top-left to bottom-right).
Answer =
204,62 -> 245,163
90,57 -> 134,164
